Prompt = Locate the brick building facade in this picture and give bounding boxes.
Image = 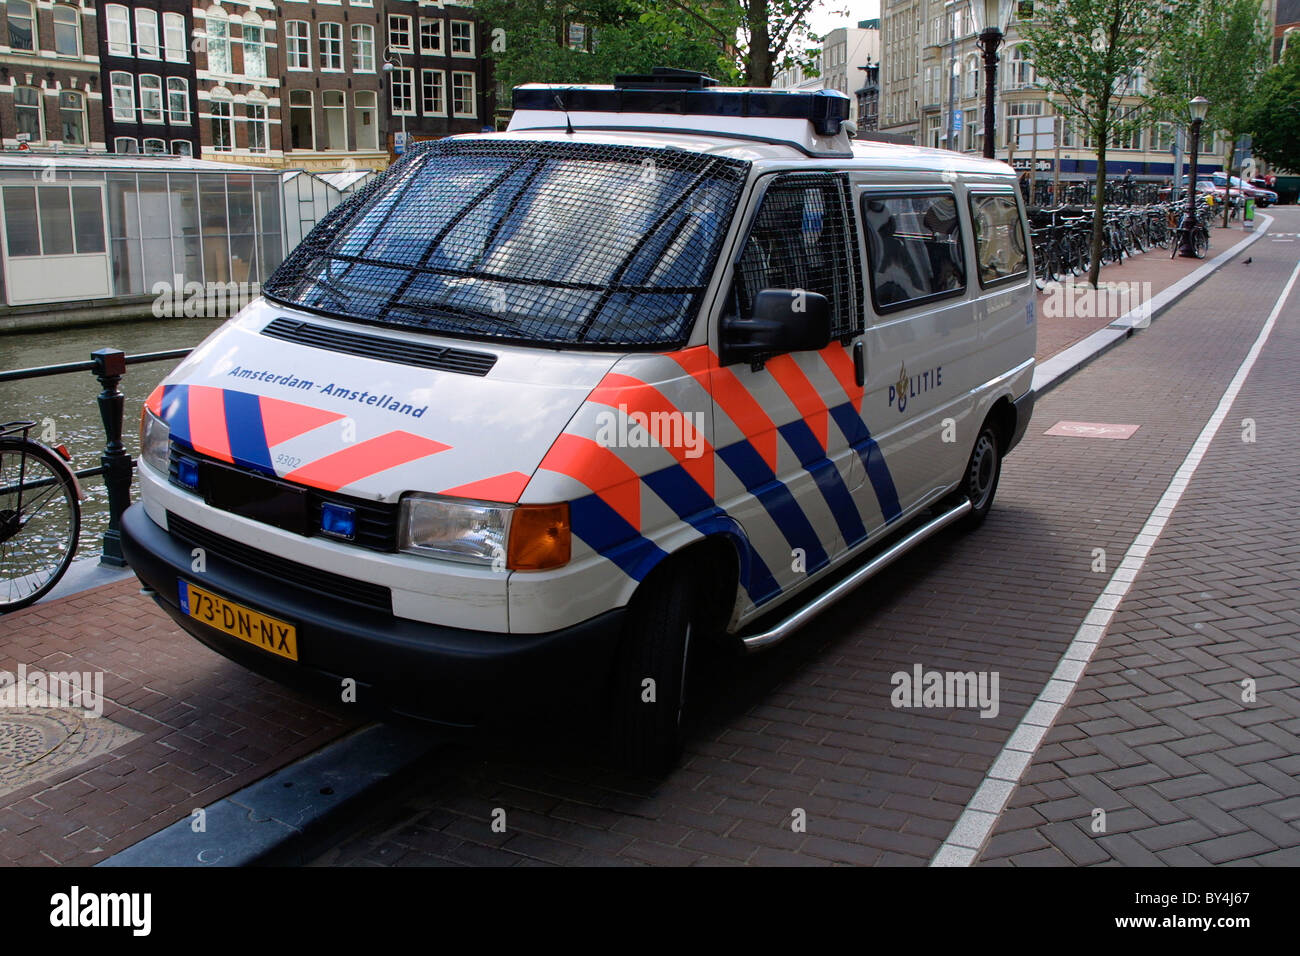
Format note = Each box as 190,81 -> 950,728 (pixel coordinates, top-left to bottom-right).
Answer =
97,0 -> 199,156
0,0 -> 105,151
192,0 -> 282,167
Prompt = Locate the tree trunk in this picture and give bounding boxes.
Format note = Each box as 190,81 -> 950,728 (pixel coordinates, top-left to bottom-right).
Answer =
746,0 -> 773,86
1088,145 -> 1107,288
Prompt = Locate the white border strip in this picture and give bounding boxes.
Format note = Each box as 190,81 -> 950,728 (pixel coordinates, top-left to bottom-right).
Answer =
932,255 -> 1300,867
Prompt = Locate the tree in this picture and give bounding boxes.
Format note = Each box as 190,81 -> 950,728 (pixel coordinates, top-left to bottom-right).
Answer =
648,0 -> 823,86
1149,0 -> 1271,225
476,0 -> 734,98
1245,43 -> 1300,174
1024,0 -> 1186,286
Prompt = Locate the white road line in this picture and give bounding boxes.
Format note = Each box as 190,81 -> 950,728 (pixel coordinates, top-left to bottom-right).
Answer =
931,256 -> 1300,867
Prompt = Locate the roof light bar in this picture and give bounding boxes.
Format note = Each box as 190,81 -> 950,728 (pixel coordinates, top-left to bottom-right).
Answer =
513,81 -> 852,138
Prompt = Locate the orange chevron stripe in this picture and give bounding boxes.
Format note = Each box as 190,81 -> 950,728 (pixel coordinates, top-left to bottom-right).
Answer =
185,385 -> 232,463
765,354 -> 829,451
145,385 -> 163,416
707,365 -> 779,473
537,433 -> 641,530
586,372 -> 714,498
819,342 -> 863,413
283,431 -> 449,492
259,395 -> 347,448
439,471 -> 530,503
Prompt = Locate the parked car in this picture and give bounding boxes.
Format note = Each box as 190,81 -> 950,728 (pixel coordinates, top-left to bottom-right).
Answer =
1211,172 -> 1277,206
121,70 -> 1036,772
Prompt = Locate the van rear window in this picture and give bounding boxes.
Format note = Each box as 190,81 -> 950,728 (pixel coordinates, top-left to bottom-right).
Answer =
861,191 -> 966,313
262,139 -> 750,349
969,192 -> 1028,287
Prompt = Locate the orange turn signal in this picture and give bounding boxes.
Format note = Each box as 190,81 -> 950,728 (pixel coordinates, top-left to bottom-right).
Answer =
507,503 -> 571,571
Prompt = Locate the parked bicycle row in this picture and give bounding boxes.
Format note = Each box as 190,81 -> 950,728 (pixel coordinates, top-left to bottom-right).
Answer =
1029,197 -> 1215,288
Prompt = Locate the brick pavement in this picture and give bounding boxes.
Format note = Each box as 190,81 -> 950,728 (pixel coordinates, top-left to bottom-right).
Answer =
309,213 -> 1295,867
0,211 -> 1284,868
0,580 -> 362,865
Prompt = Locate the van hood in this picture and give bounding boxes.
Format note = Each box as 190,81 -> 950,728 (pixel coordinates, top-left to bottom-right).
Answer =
147,299 -> 621,503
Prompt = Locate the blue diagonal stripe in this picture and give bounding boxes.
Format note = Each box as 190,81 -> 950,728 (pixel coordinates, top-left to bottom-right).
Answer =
716,440 -> 829,574
222,389 -> 275,475
569,493 -> 666,582
777,420 -> 868,549
829,403 -> 902,523
160,384 -> 191,446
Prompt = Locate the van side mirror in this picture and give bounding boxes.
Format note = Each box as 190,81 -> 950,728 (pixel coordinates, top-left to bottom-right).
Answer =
721,289 -> 831,366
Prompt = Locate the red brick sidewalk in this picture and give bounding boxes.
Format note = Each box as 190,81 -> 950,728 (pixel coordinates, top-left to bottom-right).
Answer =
1033,224 -> 1256,362
0,580 -> 362,865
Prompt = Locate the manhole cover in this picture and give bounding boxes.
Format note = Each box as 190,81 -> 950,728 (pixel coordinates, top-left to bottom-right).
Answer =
0,708 -> 140,799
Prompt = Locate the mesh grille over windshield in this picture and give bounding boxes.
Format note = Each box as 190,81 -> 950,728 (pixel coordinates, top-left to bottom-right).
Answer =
263,139 -> 751,349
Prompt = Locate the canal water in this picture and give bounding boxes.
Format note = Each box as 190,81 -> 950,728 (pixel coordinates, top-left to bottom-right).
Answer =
1,316 -> 226,568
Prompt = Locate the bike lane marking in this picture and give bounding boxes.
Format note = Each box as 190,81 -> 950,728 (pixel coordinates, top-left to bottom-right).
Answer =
931,256 -> 1300,866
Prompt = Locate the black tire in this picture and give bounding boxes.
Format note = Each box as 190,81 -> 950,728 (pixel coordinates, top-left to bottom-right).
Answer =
609,560 -> 700,776
0,438 -> 80,613
959,424 -> 1001,530
1193,229 -> 1209,259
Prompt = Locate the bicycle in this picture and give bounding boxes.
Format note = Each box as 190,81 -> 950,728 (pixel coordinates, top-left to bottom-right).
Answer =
0,421 -> 82,612
1170,203 -> 1211,259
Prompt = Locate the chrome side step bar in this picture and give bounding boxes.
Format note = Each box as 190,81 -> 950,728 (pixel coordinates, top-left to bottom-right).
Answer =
740,498 -> 973,652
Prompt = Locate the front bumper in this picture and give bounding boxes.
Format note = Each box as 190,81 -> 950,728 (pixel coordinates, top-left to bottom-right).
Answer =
121,504 -> 626,727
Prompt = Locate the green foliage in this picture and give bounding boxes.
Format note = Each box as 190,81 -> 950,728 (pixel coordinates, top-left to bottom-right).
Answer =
1245,44 -> 1300,173
1147,0 -> 1271,155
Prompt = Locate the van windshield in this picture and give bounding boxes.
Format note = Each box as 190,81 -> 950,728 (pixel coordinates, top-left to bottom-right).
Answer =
263,140 -> 750,349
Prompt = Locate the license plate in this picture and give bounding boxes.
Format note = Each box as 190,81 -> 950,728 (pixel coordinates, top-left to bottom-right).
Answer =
178,580 -> 298,661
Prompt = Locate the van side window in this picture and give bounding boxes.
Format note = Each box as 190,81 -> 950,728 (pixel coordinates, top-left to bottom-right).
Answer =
969,192 -> 1028,287
734,173 -> 862,338
861,191 -> 965,313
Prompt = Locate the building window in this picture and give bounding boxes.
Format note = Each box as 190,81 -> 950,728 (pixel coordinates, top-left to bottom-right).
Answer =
285,20 -> 310,70
243,23 -> 266,79
106,4 -> 131,57
388,15 -> 412,51
135,9 -> 160,59
53,4 -> 81,57
319,22 -> 343,71
289,89 -> 314,149
164,12 -> 187,62
352,24 -> 375,72
167,77 -> 190,125
1006,45 -> 1035,89
355,90 -> 378,150
1,185 -> 107,259
114,137 -> 138,153
421,69 -> 445,116
390,67 -> 415,115
1006,100 -> 1043,149
451,71 -> 476,118
450,21 -> 474,57
321,91 -> 346,151
567,22 -> 586,51
7,0 -> 35,52
59,90 -> 85,145
143,138 -> 167,155
110,72 -> 135,121
139,75 -> 164,124
207,17 -> 230,74
14,86 -> 43,142
172,140 -> 193,157
247,103 -> 268,153
211,99 -> 234,151
419,19 -> 443,55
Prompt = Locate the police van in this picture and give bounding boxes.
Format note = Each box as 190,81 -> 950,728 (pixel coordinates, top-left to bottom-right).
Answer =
123,69 -> 1035,772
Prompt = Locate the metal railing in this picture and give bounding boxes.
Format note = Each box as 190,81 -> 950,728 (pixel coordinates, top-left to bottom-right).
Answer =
1,347 -> 192,567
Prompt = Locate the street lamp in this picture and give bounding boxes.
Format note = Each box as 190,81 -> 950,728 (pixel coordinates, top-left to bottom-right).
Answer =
382,48 -> 407,156
1178,95 -> 1210,257
969,0 -> 1014,160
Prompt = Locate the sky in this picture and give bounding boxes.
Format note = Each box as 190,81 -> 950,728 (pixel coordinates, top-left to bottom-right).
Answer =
809,1 -> 883,35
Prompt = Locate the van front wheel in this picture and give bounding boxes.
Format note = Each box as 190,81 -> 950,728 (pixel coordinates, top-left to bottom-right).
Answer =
961,424 -> 1001,529
609,563 -> 698,776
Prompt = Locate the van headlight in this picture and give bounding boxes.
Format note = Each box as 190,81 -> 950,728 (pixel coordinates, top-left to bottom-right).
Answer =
140,407 -> 170,474
398,494 -> 570,571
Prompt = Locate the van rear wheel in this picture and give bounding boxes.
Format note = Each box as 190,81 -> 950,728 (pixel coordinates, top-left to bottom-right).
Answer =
609,562 -> 698,776
960,424 -> 1001,529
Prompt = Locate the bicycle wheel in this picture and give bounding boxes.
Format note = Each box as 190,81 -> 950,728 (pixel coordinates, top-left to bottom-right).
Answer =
0,438 -> 80,612
1193,228 -> 1209,259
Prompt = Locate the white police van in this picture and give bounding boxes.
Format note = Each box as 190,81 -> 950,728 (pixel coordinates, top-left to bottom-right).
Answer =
123,69 -> 1035,772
